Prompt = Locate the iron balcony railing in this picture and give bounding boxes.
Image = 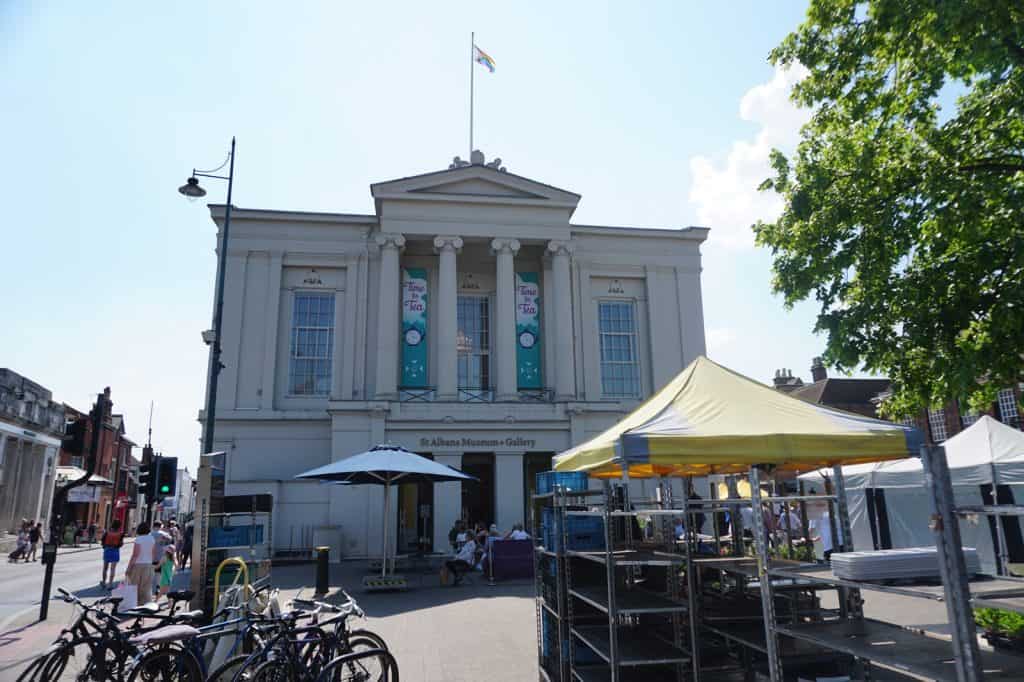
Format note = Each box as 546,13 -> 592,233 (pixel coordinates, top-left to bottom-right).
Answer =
398,387 -> 436,402
517,388 -> 555,403
458,387 -> 494,403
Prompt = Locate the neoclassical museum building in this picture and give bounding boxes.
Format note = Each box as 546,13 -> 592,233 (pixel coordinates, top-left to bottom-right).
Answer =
206,151 -> 708,559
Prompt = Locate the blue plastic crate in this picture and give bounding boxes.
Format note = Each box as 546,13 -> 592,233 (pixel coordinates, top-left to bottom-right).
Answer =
536,471 -> 589,495
574,639 -> 603,665
542,508 -> 606,552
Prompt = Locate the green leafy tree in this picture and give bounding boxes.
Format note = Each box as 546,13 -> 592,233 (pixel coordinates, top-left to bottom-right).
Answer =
755,0 -> 1024,418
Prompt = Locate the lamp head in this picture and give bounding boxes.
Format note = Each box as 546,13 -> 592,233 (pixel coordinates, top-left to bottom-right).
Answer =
178,177 -> 206,198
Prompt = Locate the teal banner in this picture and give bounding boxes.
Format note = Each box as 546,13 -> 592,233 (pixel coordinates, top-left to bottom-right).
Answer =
401,268 -> 428,387
516,272 -> 542,389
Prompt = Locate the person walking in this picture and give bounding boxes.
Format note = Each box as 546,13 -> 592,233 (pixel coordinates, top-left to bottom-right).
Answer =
124,521 -> 156,605
100,519 -> 124,589
178,522 -> 193,569
27,521 -> 41,561
87,519 -> 97,545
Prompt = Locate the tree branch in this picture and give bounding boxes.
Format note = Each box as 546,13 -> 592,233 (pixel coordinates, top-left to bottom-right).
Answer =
958,160 -> 1024,175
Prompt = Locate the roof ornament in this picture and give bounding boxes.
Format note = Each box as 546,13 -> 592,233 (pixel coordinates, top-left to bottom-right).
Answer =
448,150 -> 507,172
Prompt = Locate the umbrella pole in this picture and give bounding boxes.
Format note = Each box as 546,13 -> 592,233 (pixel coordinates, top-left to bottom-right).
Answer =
382,480 -> 390,578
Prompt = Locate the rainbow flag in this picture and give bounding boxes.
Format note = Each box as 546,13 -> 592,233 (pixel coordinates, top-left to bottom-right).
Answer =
473,45 -> 495,73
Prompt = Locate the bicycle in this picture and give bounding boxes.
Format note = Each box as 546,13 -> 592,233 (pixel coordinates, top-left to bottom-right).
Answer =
18,588 -> 205,682
221,594 -> 396,682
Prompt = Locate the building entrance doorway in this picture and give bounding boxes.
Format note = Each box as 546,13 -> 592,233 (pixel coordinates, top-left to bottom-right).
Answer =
523,453 -> 554,533
396,454 -> 434,553
461,453 -> 495,528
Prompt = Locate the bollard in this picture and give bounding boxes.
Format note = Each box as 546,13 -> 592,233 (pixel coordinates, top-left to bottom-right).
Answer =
315,546 -> 330,596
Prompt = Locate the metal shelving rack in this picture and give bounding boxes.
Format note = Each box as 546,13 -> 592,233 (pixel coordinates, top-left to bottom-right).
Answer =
750,449 -> 1024,682
562,480 -> 694,682
534,485 -> 605,682
541,445 -> 1024,682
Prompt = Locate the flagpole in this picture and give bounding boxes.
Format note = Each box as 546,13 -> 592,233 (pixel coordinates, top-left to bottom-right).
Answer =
469,31 -> 475,158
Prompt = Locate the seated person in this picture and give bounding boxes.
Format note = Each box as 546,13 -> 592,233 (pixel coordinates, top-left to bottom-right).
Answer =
673,517 -> 685,539
445,535 -> 477,586
504,523 -> 530,540
448,520 -> 465,550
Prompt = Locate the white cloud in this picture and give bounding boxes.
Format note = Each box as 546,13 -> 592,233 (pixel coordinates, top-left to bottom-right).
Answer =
688,65 -> 810,249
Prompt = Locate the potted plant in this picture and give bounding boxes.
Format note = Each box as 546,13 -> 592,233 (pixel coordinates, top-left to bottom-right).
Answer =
975,607 -> 1024,652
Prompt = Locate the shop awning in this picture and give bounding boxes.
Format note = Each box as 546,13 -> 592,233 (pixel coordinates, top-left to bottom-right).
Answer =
553,356 -> 923,478
55,466 -> 113,486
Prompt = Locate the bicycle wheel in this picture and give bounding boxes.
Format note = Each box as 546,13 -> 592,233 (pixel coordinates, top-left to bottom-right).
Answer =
345,629 -> 389,651
128,646 -> 204,682
317,649 -> 397,682
344,638 -> 398,682
251,658 -> 297,682
25,636 -> 130,682
205,653 -> 262,682
14,651 -> 51,682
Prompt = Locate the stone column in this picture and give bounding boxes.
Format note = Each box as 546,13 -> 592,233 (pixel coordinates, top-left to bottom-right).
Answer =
495,452 -> 525,531
547,240 -> 576,400
491,238 -> 520,401
374,233 -> 405,400
433,236 -> 463,400
433,453 -> 463,551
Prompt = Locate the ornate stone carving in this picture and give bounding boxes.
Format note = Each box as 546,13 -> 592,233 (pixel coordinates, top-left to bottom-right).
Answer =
491,238 -> 521,255
449,151 -> 507,172
546,240 -> 574,257
433,235 -> 464,253
374,233 -> 406,251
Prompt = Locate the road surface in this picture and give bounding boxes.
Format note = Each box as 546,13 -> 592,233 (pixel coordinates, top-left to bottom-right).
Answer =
0,540 -> 133,629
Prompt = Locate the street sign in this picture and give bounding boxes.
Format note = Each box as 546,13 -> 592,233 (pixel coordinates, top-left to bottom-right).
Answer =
68,486 -> 99,503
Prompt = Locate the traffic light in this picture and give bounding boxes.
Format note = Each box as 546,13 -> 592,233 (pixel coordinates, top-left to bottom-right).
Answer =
139,461 -> 157,503
156,456 -> 178,499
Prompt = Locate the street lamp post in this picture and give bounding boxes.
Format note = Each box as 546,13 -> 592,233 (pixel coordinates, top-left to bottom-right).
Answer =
179,137 -> 235,456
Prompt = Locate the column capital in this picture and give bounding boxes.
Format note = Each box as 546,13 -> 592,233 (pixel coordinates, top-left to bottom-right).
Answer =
546,239 -> 574,257
491,238 -> 521,256
433,235 -> 464,253
374,232 -> 406,251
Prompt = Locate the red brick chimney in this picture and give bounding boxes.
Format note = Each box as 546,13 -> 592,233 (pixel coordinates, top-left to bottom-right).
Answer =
811,357 -> 827,383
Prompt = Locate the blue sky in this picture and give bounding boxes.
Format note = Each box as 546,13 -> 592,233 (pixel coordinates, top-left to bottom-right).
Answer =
2,0 -> 835,472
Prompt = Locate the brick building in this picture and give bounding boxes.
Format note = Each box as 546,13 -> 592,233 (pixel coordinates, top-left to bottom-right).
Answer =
773,358 -> 1024,444
58,391 -> 138,529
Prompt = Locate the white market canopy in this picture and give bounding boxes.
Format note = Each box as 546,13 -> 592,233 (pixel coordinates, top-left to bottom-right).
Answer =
800,415 -> 1024,490
55,465 -> 113,486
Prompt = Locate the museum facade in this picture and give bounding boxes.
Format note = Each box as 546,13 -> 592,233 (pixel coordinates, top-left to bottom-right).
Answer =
208,152 -> 708,559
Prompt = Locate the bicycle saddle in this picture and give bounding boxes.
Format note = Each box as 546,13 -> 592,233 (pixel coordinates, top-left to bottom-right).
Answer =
176,609 -> 206,621
121,602 -> 162,617
128,624 -> 200,645
167,589 -> 195,602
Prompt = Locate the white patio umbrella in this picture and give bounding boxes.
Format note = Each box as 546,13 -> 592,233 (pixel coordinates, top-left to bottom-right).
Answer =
295,444 -> 475,577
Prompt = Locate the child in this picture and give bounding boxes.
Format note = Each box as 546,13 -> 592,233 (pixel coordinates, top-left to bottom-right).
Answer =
100,519 -> 124,589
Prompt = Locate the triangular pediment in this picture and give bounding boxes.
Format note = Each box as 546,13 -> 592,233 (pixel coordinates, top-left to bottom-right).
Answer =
370,163 -> 581,212
411,177 -> 544,199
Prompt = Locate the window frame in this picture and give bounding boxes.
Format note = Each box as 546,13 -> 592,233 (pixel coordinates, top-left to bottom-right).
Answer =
456,294 -> 491,391
928,407 -> 948,443
597,298 -> 642,399
286,290 -> 336,397
998,388 -> 1020,426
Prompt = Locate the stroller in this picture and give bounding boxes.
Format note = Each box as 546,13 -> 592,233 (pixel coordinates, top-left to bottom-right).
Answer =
8,545 -> 26,562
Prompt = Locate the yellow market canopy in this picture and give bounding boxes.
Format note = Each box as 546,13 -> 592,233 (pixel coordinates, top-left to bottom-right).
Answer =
553,356 -> 923,478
